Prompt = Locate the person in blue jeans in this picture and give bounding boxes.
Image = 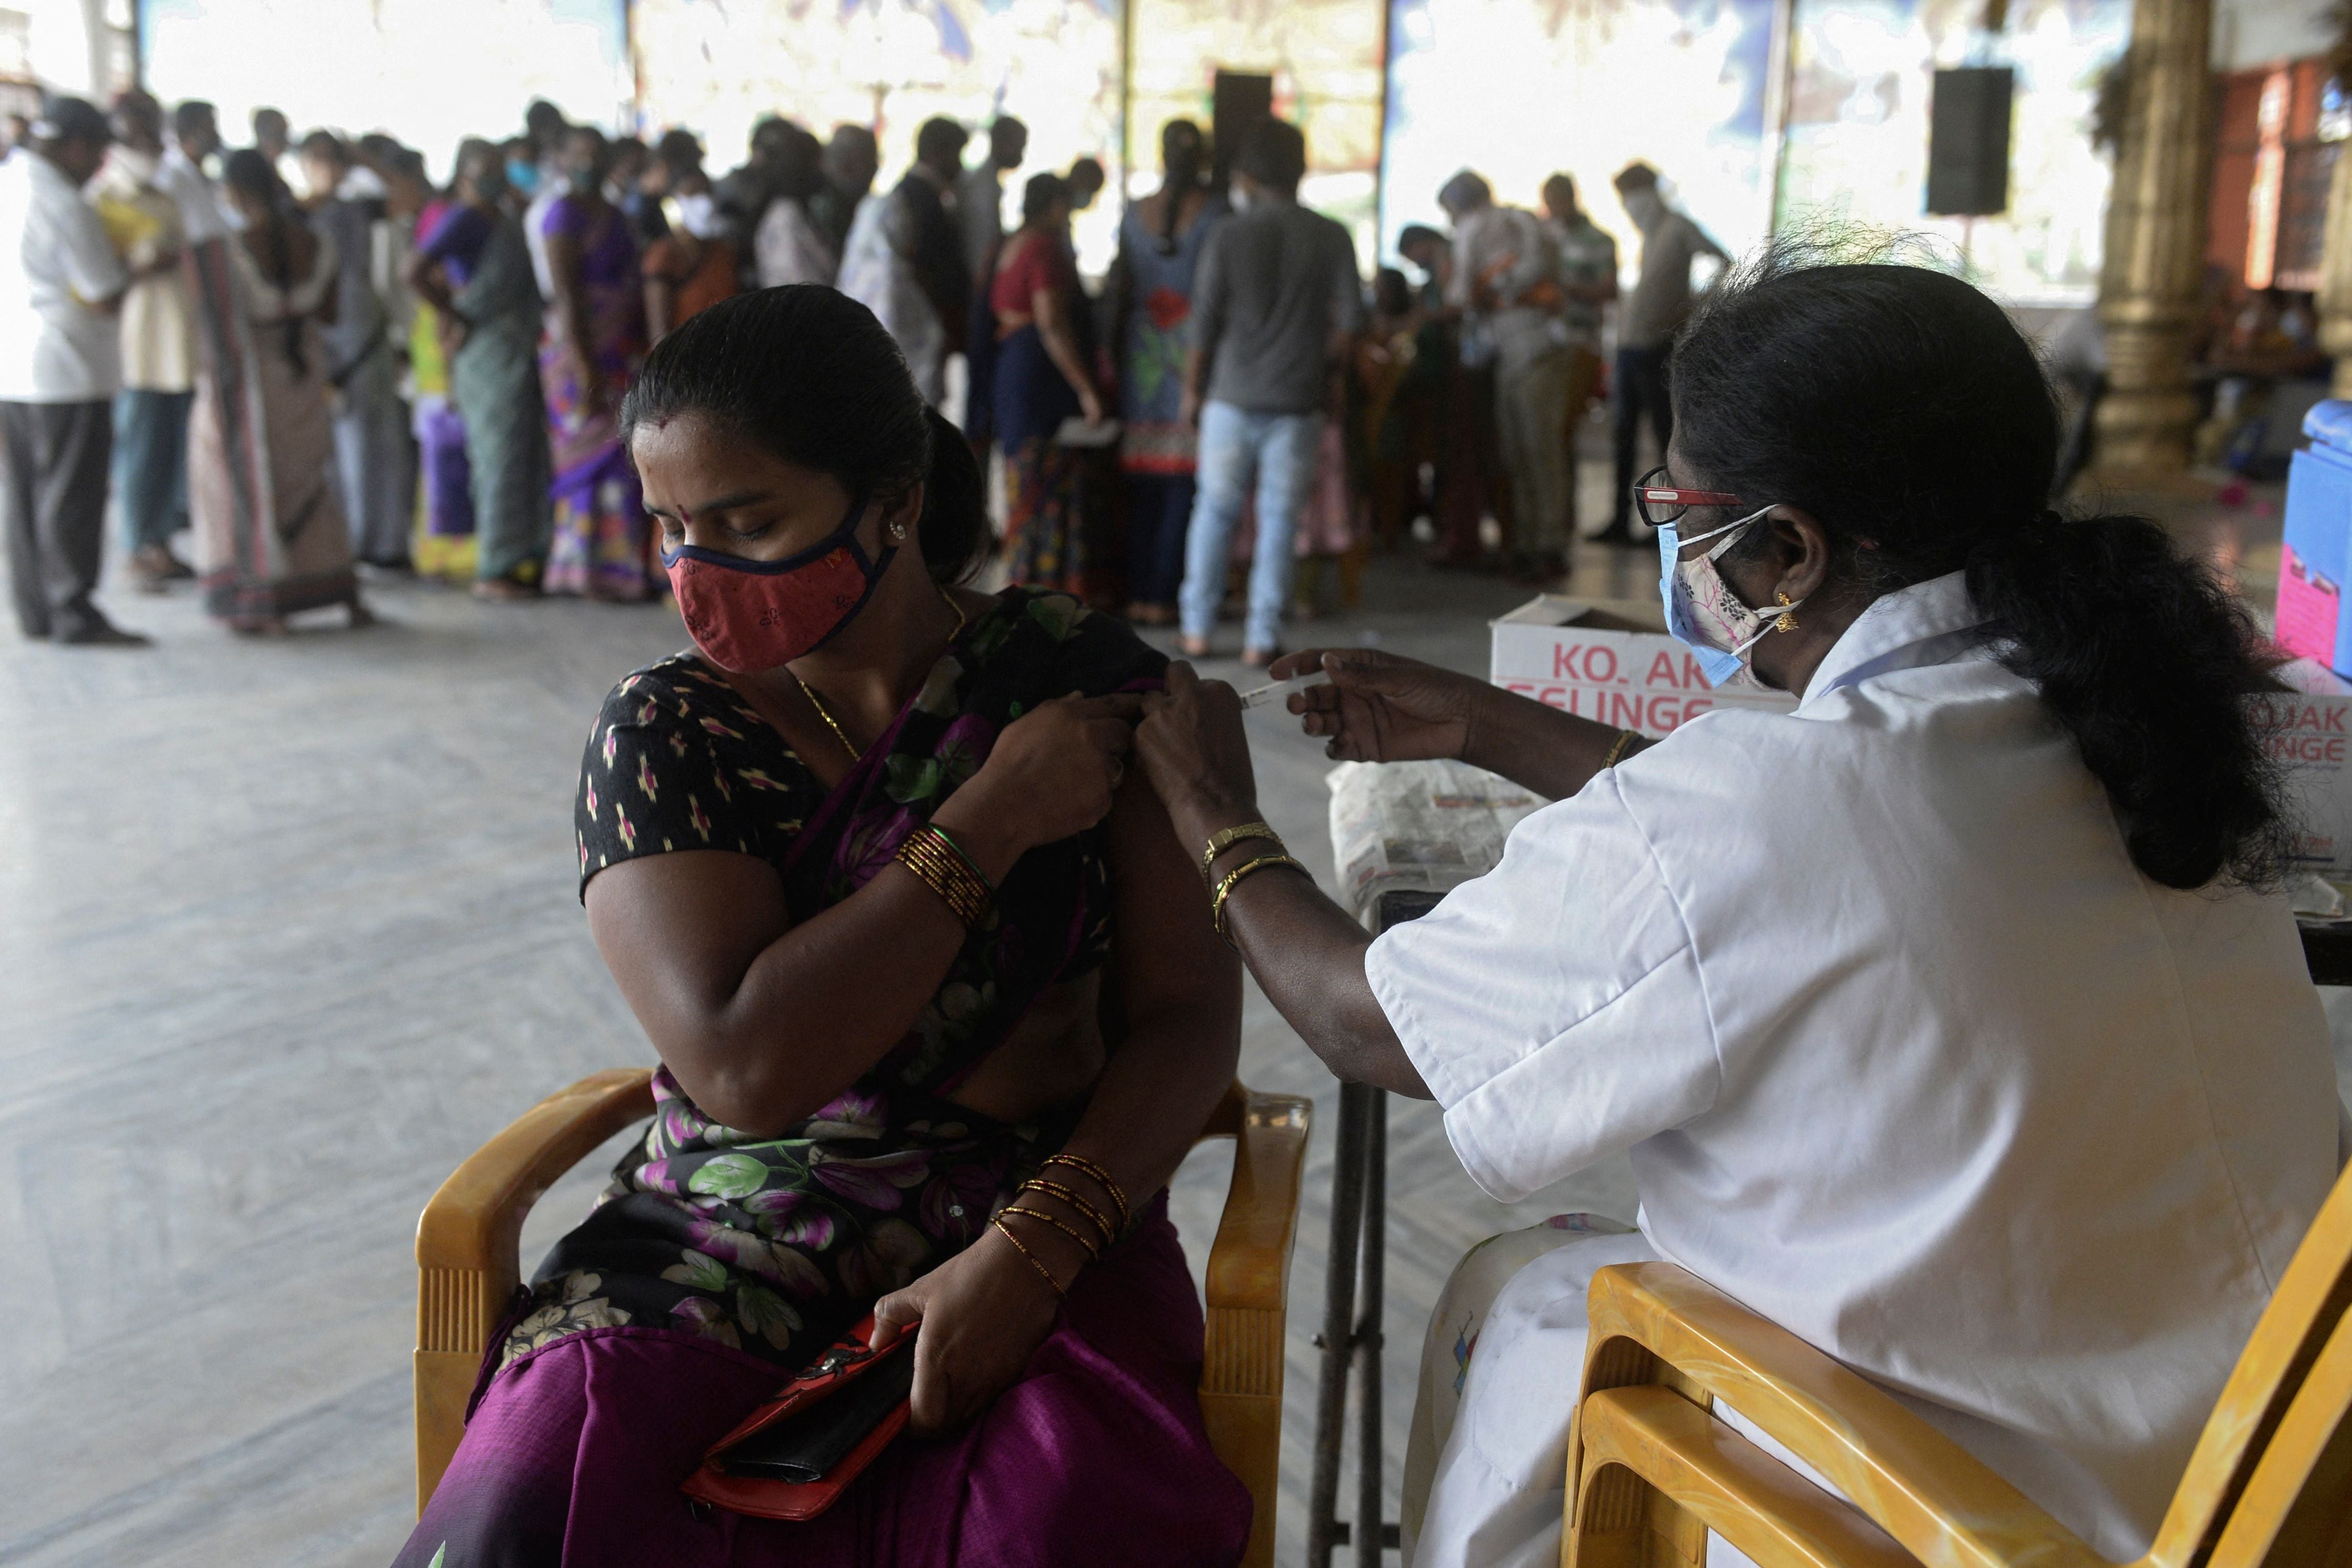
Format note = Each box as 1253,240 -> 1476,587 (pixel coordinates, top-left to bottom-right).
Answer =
1178,117 -> 1361,666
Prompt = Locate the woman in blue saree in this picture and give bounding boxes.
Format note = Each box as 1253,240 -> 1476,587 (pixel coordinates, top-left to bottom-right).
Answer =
396,285 -> 1253,1567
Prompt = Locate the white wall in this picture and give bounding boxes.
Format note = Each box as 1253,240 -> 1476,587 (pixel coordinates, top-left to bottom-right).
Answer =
21,0 -> 106,97
2213,0 -> 2333,72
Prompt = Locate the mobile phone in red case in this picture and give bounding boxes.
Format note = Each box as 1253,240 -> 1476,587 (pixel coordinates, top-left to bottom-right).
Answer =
681,1316 -> 915,1521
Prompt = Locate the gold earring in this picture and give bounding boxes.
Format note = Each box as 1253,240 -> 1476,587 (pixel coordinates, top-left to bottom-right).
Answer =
1774,590 -> 1799,633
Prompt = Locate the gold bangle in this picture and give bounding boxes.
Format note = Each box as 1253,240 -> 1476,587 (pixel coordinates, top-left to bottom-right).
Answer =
1200,821 -> 1283,884
1001,1203 -> 1103,1262
1019,1178 -> 1117,1247
1210,852 -> 1307,947
1042,1153 -> 1131,1232
924,823 -> 992,889
896,829 -> 991,928
1600,728 -> 1637,769
991,1214 -> 1066,1294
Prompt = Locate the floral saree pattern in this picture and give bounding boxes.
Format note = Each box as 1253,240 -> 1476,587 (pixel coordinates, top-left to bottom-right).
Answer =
509,587 -> 1167,1377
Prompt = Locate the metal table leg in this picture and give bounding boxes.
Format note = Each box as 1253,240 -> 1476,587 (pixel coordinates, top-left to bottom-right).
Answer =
1306,1081 -> 1370,1567
1307,1079 -> 1397,1565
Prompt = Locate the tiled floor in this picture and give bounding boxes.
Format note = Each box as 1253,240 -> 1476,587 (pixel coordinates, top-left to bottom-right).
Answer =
0,446 -> 2289,1566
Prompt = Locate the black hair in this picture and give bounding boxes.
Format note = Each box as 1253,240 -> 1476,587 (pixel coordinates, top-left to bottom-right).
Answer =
1373,265 -> 1412,318
298,129 -> 348,165
1021,171 -> 1068,226
1397,223 -> 1446,255
620,286 -> 987,586
1674,247 -> 2289,890
1236,117 -> 1305,192
915,116 -> 968,169
222,149 -> 310,377
1614,161 -> 1659,192
1156,119 -> 1205,251
172,99 -> 215,141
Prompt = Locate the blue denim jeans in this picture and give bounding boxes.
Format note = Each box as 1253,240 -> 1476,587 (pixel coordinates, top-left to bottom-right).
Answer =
1179,402 -> 1323,652
112,387 -> 192,551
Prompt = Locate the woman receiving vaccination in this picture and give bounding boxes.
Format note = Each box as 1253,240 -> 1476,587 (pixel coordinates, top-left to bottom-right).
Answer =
396,285 -> 1252,1567
1134,253 -> 2338,1565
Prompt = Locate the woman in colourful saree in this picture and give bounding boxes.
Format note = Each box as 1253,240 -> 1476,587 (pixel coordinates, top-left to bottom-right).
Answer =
407,143 -> 553,600
393,285 -> 1252,1567
539,127 -> 651,601
190,149 -> 365,633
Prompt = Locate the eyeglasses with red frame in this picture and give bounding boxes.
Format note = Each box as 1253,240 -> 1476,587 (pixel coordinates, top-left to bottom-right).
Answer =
1631,465 -> 1743,531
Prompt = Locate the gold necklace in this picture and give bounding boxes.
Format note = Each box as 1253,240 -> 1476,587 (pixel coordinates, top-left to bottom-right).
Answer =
793,584 -> 971,762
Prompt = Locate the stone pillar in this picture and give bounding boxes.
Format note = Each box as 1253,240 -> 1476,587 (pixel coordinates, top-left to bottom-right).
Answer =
2092,0 -> 2213,478
2318,144 -> 2352,400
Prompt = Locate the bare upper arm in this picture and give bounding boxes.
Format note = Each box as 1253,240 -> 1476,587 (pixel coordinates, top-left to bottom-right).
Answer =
584,849 -> 792,1065
1104,765 -> 1242,1039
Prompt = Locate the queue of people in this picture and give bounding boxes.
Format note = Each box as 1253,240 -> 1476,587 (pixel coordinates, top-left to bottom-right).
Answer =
5,80 -> 1721,671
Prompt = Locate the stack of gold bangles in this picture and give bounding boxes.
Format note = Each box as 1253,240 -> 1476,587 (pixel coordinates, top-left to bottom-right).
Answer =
1200,820 -> 1307,948
896,823 -> 992,928
990,1152 -> 1134,1295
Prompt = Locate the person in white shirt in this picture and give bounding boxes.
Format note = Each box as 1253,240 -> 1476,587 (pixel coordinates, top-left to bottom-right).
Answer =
1439,170 -> 1569,582
0,96 -> 142,645
90,89 -> 199,590
157,100 -> 230,247
1133,254 -> 2337,1566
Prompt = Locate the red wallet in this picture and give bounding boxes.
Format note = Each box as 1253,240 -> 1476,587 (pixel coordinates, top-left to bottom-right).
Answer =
681,1316 -> 915,1521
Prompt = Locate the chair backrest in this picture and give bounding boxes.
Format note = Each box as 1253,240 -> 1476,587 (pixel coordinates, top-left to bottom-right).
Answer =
2154,1152 -> 2352,1568
2152,1155 -> 2352,1566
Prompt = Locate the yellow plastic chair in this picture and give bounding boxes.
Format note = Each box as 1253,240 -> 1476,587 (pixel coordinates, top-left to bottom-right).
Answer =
1562,1158 -> 2352,1568
415,1071 -> 1310,1568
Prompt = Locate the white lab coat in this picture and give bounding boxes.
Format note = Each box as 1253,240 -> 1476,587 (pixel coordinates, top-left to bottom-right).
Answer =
1368,571 -> 2339,1566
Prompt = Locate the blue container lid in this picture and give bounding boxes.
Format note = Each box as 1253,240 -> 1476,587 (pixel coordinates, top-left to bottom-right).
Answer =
2305,399 -> 2352,449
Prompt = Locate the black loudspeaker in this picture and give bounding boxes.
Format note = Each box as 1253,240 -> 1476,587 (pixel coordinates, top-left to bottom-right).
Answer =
1926,66 -> 2014,216
1212,71 -> 1274,190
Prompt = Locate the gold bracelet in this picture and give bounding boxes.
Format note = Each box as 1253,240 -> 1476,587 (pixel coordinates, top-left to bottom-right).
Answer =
1200,821 -> 1284,884
991,1214 -> 1066,1294
896,828 -> 991,928
1210,852 -> 1308,947
925,823 -> 992,887
1042,1153 -> 1131,1233
1019,1177 -> 1117,1248
1000,1203 -> 1103,1262
1600,728 -> 1637,769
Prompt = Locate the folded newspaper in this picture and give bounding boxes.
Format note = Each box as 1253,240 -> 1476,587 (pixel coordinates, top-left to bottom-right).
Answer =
1326,759 -> 1546,921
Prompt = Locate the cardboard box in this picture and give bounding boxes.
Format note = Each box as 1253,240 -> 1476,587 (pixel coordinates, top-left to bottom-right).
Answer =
1490,595 -> 1798,738
2252,686 -> 2352,874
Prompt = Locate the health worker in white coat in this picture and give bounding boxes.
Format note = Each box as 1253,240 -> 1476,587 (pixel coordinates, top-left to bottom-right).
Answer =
1131,254 -> 2341,1567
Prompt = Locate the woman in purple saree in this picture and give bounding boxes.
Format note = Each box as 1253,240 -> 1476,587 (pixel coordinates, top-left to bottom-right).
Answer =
539,126 -> 652,601
394,286 -> 1252,1567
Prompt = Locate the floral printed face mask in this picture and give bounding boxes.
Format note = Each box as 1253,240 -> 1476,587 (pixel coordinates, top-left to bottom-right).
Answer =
1655,505 -> 1802,690
661,496 -> 897,674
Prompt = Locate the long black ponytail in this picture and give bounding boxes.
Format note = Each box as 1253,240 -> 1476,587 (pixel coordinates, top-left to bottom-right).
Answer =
1673,248 -> 2289,890
620,284 -> 988,585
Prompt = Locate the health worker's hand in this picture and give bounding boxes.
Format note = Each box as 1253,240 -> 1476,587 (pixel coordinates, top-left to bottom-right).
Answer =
868,1225 -> 1062,1435
1135,661 -> 1260,849
1269,649 -> 1480,764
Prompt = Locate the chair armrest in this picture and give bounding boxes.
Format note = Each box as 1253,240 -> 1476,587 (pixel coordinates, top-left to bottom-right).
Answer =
1200,1084 -> 1313,1319
1577,1263 -> 2105,1568
1196,1083 -> 1312,1568
415,1067 -> 655,1513
1577,1384 -> 1917,1568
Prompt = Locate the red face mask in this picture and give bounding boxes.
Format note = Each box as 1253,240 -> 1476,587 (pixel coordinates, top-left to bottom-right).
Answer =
661,497 -> 897,673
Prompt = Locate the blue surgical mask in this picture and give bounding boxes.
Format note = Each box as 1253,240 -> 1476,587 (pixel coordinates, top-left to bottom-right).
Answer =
505,158 -> 539,197
1657,505 -> 1799,688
